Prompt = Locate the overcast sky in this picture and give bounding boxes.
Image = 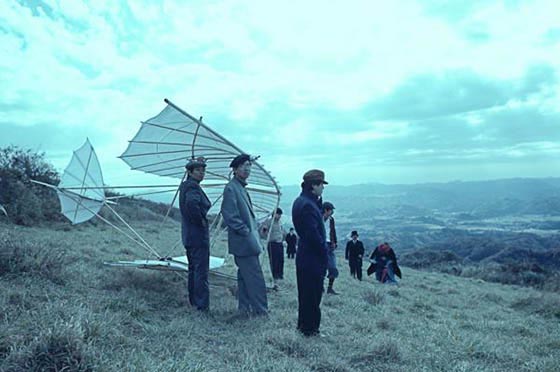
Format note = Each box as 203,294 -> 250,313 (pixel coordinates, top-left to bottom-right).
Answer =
1,0 -> 559,188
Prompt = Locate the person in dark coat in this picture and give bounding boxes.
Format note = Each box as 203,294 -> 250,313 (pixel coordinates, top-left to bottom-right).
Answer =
345,230 -> 365,280
286,228 -> 298,259
367,242 -> 402,284
179,157 -> 212,311
221,154 -> 268,316
292,169 -> 329,337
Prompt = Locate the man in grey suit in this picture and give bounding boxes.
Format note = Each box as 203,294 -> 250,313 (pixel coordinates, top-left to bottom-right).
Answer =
221,154 -> 268,317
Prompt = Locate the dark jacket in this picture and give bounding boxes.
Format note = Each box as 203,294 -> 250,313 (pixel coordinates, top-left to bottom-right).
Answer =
179,177 -> 211,248
286,233 -> 298,253
292,190 -> 328,276
345,240 -> 365,260
325,216 -> 337,250
367,245 -> 402,278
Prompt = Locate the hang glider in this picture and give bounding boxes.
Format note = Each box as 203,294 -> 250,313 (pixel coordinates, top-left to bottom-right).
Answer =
33,99 -> 282,278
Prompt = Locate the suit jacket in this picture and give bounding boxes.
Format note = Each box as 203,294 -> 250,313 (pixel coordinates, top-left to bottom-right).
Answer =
292,189 -> 328,276
179,177 -> 211,248
221,177 -> 263,257
286,233 -> 298,252
345,240 -> 365,260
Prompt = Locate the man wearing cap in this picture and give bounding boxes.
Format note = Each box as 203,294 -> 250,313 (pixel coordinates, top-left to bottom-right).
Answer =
260,207 -> 286,285
221,154 -> 268,317
345,230 -> 365,281
292,169 -> 329,336
323,201 -> 339,295
179,157 -> 211,311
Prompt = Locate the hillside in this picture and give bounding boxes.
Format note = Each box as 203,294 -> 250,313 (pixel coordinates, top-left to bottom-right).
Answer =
1,222 -> 559,371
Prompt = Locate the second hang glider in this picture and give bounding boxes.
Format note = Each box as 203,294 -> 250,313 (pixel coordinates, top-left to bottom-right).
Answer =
109,99 -> 282,271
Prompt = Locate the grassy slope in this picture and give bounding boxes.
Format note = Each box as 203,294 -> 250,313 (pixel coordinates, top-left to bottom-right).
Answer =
1,222 -> 559,372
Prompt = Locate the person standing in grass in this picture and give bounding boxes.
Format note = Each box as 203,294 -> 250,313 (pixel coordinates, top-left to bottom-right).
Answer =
260,207 -> 286,287
292,169 -> 329,337
323,202 -> 340,294
286,228 -> 298,259
221,154 -> 268,317
345,230 -> 365,281
179,157 -> 211,311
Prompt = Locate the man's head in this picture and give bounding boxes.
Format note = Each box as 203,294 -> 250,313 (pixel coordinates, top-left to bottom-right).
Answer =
274,207 -> 283,221
289,227 -> 294,233
351,230 -> 359,241
185,157 -> 207,182
230,154 -> 252,181
323,201 -> 335,218
301,169 -> 328,197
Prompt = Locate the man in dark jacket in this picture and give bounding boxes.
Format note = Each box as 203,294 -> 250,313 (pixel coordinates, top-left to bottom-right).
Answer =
345,230 -> 364,280
286,228 -> 297,259
292,169 -> 329,337
179,157 -> 212,311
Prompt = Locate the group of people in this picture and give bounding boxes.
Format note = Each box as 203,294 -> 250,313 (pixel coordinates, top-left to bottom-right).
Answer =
178,154 -> 401,337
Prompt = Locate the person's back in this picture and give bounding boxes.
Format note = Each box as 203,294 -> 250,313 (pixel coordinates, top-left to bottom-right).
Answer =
292,192 -> 328,275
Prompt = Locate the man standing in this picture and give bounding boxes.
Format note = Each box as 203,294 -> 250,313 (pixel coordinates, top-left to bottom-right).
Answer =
292,169 -> 329,337
345,230 -> 365,281
323,202 -> 339,295
179,157 -> 211,311
261,207 -> 286,285
285,228 -> 298,259
221,154 -> 268,317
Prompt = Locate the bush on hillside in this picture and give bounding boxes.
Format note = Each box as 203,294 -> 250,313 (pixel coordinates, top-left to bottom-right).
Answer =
0,146 -> 62,226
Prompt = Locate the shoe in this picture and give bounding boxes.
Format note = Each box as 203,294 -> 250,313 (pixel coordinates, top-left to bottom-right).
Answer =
327,288 -> 338,295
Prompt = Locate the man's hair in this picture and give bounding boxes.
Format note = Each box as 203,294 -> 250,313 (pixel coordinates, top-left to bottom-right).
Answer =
301,180 -> 322,191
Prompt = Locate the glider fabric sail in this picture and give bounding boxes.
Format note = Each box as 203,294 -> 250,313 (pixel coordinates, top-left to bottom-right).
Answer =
56,139 -> 105,224
119,99 -> 281,219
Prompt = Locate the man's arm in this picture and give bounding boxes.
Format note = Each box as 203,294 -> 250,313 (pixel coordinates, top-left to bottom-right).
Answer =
331,218 -> 337,246
185,186 -> 206,227
220,186 -> 250,236
300,204 -> 326,253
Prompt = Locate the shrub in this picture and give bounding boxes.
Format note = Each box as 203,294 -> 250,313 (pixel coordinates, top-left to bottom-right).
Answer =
0,146 -> 62,225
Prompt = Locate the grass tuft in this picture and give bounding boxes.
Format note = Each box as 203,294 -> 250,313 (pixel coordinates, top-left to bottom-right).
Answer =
4,328 -> 93,372
0,232 -> 69,284
363,290 -> 385,306
350,341 -> 401,369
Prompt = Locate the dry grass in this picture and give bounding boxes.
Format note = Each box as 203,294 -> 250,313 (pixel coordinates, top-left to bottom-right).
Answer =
1,222 -> 560,371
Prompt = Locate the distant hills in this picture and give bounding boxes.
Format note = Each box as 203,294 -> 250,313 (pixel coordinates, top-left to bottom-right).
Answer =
278,177 -> 560,277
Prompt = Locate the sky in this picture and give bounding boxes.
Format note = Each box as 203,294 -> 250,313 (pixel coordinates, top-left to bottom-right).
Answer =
1,0 -> 559,188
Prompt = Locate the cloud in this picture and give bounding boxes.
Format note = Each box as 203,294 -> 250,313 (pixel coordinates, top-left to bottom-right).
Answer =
362,64 -> 556,122
1,0 -> 560,186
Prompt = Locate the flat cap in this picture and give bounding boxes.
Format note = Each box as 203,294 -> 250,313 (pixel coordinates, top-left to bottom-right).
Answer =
229,154 -> 251,168
303,169 -> 328,184
185,157 -> 207,171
